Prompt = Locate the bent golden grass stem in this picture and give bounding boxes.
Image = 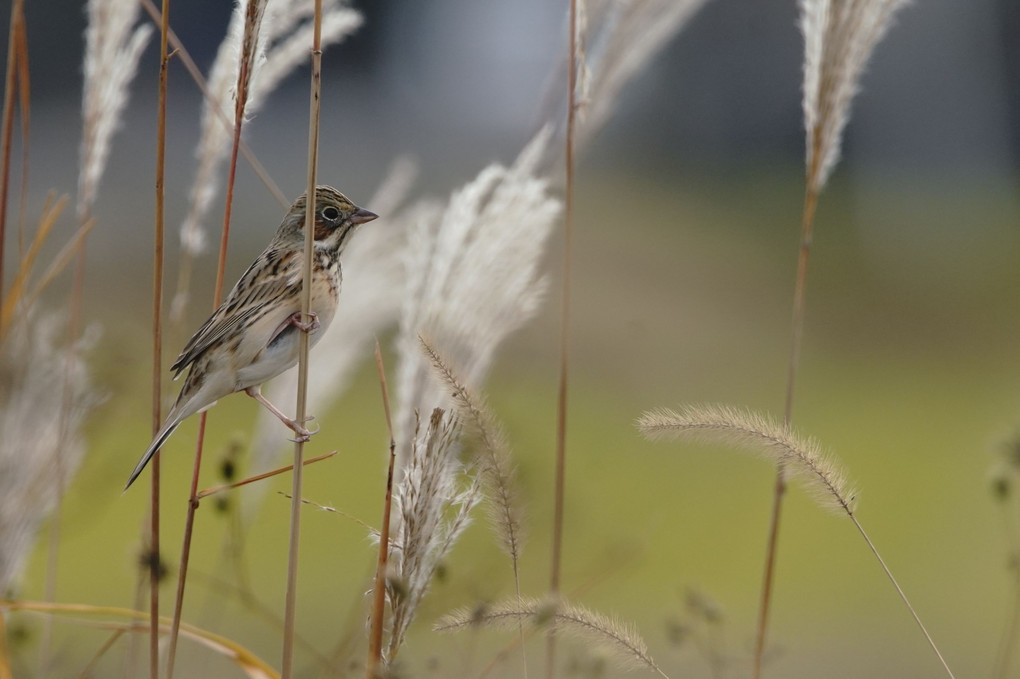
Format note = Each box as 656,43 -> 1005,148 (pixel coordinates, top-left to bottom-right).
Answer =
0,194 -> 68,339
0,600 -> 278,678
3,217 -> 95,341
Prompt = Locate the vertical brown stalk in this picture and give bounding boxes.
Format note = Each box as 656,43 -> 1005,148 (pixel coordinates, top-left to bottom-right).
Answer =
0,0 -> 24,322
546,2 -> 577,677
149,1 -> 170,678
282,1 -> 322,675
0,608 -> 11,679
366,341 -> 396,678
166,3 -> 264,675
752,168 -> 820,679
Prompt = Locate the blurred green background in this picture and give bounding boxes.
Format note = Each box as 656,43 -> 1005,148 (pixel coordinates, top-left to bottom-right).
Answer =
4,0 -> 1020,677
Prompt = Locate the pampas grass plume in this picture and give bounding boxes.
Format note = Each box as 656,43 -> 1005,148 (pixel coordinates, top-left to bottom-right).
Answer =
78,0 -> 152,220
800,0 -> 910,192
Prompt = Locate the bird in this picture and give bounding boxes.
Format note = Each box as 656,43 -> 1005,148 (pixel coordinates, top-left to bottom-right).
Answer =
126,185 -> 377,490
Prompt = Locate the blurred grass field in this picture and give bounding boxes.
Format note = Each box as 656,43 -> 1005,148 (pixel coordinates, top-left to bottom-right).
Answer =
10,166 -> 1020,677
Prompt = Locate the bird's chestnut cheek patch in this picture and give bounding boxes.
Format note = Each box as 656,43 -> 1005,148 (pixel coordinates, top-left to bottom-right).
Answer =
313,218 -> 335,241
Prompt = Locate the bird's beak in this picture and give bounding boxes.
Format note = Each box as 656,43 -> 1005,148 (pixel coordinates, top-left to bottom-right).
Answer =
351,208 -> 378,225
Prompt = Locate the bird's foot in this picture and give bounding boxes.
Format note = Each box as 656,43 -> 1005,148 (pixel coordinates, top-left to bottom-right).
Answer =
287,416 -> 319,443
286,311 -> 320,333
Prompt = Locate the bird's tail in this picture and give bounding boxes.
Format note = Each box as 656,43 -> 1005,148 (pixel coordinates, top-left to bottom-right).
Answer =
125,417 -> 181,491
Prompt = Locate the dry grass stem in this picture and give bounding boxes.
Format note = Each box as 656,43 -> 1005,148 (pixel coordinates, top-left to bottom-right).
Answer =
0,194 -> 69,339
638,404 -> 856,515
149,0 -> 171,675
0,600 -> 280,679
0,0 -> 27,324
196,451 -> 337,499
276,492 -> 376,534
436,597 -> 669,678
367,341 -> 397,678
282,1 -> 323,673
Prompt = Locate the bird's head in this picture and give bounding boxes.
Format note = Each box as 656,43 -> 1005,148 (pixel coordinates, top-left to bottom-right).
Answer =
282,185 -> 378,254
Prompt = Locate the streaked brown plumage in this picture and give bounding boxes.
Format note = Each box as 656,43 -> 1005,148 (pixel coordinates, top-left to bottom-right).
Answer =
126,185 -> 377,489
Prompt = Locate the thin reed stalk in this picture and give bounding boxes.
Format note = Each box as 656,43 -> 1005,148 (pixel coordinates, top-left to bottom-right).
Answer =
547,2 -> 578,677
165,414 -> 207,679
165,2 -> 266,675
0,609 -> 9,679
282,1 -> 322,674
149,2 -> 171,677
0,0 -> 25,323
755,181 -> 821,676
12,13 -> 28,267
367,341 -> 396,678
754,2 -> 910,674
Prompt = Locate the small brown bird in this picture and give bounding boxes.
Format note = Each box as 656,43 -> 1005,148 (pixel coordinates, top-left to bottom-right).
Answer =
126,186 -> 377,489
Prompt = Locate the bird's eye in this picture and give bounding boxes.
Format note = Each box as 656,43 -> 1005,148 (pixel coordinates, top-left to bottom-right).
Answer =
322,206 -> 341,221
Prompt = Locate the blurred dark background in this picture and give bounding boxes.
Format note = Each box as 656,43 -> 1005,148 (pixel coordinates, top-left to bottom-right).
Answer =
7,0 -> 1020,186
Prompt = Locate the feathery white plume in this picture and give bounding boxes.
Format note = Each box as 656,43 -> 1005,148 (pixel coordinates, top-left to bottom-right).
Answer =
800,0 -> 910,191
393,129 -> 561,458
0,315 -> 98,592
78,0 -> 152,221
543,0 -> 710,159
386,408 -> 482,660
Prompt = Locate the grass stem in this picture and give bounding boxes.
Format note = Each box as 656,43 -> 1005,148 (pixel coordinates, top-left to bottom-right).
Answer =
753,182 -> 819,679
366,340 -> 395,678
547,2 -> 578,677
850,516 -> 955,678
0,0 -> 25,327
282,2 -> 322,675
149,3 -> 171,677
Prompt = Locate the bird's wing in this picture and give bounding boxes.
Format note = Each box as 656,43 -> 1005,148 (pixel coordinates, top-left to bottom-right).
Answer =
170,247 -> 299,377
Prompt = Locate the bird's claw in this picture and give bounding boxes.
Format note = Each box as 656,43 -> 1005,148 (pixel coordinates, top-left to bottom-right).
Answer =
287,417 -> 319,443
287,311 -> 320,333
